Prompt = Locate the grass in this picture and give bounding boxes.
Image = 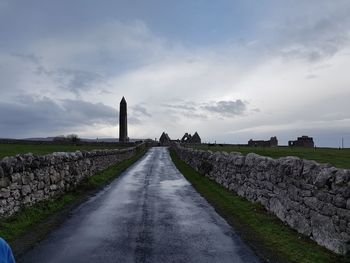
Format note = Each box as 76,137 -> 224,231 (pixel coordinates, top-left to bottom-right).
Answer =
191,145 -> 350,169
170,149 -> 349,263
0,148 -> 147,243
0,143 -> 124,159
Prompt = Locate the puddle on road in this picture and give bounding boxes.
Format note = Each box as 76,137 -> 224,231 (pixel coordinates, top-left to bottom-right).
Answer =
160,179 -> 190,190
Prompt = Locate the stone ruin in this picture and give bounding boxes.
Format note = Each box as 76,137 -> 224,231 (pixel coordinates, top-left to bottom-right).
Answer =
159,131 -> 202,146
248,136 -> 278,147
181,132 -> 201,144
289,136 -> 314,148
159,132 -> 171,146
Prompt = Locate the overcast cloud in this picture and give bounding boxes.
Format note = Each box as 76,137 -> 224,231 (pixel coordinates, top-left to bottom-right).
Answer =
0,0 -> 350,147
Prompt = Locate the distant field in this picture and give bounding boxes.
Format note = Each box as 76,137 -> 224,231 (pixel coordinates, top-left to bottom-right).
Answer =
190,145 -> 350,169
0,144 -> 123,159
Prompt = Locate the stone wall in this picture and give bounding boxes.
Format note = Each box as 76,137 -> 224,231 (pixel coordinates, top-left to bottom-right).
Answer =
173,144 -> 350,255
0,144 -> 145,218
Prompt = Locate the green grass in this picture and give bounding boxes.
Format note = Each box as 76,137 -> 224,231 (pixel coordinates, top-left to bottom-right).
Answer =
0,143 -> 124,159
0,148 -> 147,243
191,145 -> 350,169
170,149 -> 349,263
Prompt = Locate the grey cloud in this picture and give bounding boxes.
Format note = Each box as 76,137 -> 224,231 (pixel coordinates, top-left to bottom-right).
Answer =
125,105 -> 151,126
306,74 -> 317,79
56,68 -> 106,95
128,116 -> 142,125
161,103 -> 197,111
276,7 -> 350,62
161,102 -> 207,120
183,112 -> 208,120
132,105 -> 151,117
11,53 -> 42,64
10,53 -> 108,96
10,52 -> 53,76
202,99 -> 247,117
160,100 -> 249,120
0,96 -> 117,138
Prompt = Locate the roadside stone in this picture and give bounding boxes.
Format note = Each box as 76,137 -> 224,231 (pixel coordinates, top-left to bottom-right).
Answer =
334,170 -> 349,186
337,208 -> 350,221
269,197 -> 286,221
342,186 -> 350,198
303,196 -> 318,208
311,213 -> 342,254
286,210 -> 311,236
0,189 -> 10,198
314,168 -> 335,188
11,173 -> 21,184
12,190 -> 20,200
333,195 -> 346,208
21,185 -> 31,196
0,177 -> 10,188
22,174 -> 31,185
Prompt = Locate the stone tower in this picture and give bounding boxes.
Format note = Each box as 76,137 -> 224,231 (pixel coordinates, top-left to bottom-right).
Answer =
119,97 -> 128,143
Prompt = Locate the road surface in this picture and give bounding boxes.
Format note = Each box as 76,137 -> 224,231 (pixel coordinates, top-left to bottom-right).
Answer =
20,147 -> 260,263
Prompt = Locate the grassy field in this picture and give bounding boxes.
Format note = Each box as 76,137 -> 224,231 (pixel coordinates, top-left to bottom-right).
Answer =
170,149 -> 348,263
0,143 -> 124,159
0,148 -> 147,245
190,145 -> 350,169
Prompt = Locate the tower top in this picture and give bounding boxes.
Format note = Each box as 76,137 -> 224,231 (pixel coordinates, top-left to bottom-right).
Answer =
120,97 -> 126,104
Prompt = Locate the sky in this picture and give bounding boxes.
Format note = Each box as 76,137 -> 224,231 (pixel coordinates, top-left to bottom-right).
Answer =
0,0 -> 350,147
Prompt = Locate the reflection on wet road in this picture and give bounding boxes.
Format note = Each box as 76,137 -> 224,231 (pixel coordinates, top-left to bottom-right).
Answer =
21,147 -> 260,263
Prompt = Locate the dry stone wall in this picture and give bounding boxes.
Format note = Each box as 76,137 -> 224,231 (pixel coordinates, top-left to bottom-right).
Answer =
173,144 -> 350,255
0,144 -> 145,219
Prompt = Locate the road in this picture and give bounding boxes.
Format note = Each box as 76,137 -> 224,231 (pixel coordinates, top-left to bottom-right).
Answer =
20,147 -> 260,263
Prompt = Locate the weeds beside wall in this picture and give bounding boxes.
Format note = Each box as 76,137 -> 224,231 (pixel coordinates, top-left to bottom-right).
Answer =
173,144 -> 350,255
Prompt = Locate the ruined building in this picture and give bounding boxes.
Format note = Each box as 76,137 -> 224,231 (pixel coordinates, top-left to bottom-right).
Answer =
119,97 -> 129,143
248,136 -> 278,147
288,136 -> 314,148
181,132 -> 201,144
159,132 -> 171,146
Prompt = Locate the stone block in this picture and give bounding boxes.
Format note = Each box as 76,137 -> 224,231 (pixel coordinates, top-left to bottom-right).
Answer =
50,184 -> 58,191
321,203 -> 337,216
333,195 -> 346,208
314,168 -> 336,188
21,185 -> 31,196
11,173 -> 21,184
0,189 -> 10,198
334,170 -> 350,186
304,196 -> 318,209
22,174 -> 31,185
10,183 -> 19,190
311,213 -> 344,254
269,197 -> 286,221
0,177 -> 10,188
38,181 -> 45,190
337,208 -> 350,221
34,190 -> 44,200
12,190 -> 20,200
286,210 -> 312,236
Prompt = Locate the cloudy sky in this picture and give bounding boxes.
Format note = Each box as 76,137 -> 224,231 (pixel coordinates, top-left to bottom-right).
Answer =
1,0 -> 350,147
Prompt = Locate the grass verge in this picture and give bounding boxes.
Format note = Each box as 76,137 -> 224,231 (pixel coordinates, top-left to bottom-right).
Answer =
0,143 -> 125,159
170,148 -> 349,263
0,148 -> 147,248
191,145 -> 350,169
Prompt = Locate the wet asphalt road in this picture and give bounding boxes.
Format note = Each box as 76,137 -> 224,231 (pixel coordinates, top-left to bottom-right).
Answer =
20,147 -> 260,263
